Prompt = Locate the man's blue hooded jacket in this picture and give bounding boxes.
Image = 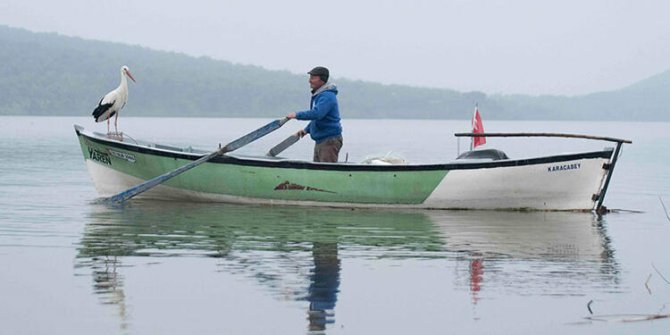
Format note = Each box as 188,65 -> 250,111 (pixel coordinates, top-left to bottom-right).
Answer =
296,84 -> 342,143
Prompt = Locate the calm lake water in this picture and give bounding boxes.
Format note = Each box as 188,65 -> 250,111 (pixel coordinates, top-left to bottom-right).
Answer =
1,116 -> 669,334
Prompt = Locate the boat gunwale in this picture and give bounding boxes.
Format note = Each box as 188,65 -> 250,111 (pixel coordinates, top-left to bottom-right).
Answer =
75,125 -> 614,172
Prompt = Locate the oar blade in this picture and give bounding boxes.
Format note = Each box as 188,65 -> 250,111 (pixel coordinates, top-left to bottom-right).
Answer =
104,150 -> 219,203
267,134 -> 301,157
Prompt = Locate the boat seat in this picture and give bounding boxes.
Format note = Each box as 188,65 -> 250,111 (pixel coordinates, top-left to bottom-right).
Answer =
456,149 -> 509,161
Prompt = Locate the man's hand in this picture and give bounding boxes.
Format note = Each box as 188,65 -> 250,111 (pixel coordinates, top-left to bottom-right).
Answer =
286,112 -> 297,119
296,129 -> 307,138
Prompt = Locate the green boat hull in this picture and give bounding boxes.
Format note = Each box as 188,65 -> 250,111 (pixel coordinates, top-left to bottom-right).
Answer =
77,126 -> 446,205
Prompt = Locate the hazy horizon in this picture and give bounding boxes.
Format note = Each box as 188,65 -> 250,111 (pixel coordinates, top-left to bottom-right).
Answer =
1,0 -> 669,96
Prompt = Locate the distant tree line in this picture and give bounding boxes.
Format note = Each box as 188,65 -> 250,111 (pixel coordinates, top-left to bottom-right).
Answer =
1,25 -> 668,120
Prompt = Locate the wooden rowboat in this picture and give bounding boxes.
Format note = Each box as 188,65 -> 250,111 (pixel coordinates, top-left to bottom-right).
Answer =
74,125 -> 630,211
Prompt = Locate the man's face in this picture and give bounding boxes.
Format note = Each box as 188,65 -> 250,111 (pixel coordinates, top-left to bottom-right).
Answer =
309,75 -> 325,90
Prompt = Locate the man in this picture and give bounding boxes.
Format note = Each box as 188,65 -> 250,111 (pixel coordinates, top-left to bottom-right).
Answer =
286,66 -> 343,163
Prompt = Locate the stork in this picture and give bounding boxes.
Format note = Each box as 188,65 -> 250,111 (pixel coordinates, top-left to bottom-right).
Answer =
92,65 -> 136,134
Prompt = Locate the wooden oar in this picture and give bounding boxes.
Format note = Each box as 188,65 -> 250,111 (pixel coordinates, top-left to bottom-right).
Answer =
267,134 -> 301,157
105,118 -> 290,203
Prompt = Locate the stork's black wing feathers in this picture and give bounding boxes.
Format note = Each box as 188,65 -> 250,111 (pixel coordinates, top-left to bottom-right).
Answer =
92,97 -> 115,122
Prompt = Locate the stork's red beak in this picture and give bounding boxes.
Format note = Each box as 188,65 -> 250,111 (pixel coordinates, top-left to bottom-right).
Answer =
125,69 -> 137,83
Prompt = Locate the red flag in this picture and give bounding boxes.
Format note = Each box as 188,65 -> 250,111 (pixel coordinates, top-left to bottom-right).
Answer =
472,106 -> 486,148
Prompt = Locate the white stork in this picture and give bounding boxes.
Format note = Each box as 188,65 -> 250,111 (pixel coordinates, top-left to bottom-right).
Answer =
92,65 -> 136,134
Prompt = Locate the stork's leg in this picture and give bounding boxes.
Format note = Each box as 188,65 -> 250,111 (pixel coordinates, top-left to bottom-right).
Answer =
107,119 -> 110,134
114,114 -> 118,134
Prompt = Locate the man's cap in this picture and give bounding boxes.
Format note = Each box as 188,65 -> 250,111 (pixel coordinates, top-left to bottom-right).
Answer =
308,66 -> 329,78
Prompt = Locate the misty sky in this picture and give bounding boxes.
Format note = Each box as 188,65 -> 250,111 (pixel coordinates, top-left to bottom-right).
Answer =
1,0 -> 669,95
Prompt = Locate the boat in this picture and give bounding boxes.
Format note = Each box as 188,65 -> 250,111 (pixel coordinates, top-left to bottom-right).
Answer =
74,124 -> 630,211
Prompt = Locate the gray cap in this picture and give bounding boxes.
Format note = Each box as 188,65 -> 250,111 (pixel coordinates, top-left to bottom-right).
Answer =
308,66 -> 329,81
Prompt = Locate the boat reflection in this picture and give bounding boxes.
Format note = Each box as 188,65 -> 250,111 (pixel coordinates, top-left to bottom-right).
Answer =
430,211 -> 619,303
76,203 -> 618,332
76,202 -> 443,332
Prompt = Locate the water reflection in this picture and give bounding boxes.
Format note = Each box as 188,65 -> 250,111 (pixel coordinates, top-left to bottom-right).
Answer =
308,242 -> 339,331
431,211 -> 620,303
76,203 -> 443,333
76,203 -> 619,332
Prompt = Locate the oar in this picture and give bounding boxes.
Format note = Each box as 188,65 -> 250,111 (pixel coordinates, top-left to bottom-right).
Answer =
267,134 -> 301,157
104,118 -> 290,203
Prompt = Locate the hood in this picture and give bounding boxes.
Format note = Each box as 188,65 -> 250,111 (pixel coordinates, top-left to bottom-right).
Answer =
312,83 -> 338,97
